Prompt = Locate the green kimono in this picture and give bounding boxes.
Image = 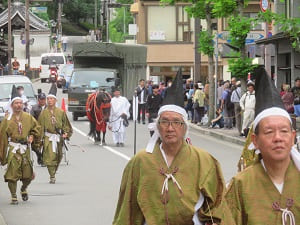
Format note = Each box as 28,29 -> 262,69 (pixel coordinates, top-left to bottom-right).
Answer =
113,141 -> 235,225
0,112 -> 40,182
226,160 -> 300,225
38,107 -> 72,167
237,126 -> 259,172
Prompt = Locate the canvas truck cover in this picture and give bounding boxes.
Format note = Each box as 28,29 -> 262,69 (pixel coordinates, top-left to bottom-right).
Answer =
72,42 -> 147,68
72,42 -> 147,100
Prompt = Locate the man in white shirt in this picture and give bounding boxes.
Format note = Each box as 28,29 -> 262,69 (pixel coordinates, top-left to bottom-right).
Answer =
108,89 -> 130,147
61,36 -> 68,52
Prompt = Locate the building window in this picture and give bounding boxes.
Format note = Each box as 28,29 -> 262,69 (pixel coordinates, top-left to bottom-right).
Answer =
147,5 -> 192,43
147,6 -> 176,42
176,6 -> 192,42
244,12 -> 263,30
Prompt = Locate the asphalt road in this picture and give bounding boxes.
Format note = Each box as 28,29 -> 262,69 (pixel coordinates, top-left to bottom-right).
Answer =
0,81 -> 242,225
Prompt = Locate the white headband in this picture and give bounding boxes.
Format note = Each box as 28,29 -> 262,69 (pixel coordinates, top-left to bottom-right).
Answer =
253,107 -> 292,131
11,97 -> 23,104
146,104 -> 188,153
158,105 -> 188,120
47,94 -> 57,99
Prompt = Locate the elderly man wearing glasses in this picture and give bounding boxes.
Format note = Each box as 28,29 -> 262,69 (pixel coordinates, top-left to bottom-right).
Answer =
113,70 -> 234,225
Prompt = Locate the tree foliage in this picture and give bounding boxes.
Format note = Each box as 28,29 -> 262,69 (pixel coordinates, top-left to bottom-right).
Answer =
198,31 -> 214,56
228,15 -> 252,49
108,0 -> 133,43
228,52 -> 257,77
63,0 -> 95,23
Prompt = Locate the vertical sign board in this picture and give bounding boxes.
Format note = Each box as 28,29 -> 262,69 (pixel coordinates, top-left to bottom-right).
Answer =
132,94 -> 138,121
260,0 -> 269,12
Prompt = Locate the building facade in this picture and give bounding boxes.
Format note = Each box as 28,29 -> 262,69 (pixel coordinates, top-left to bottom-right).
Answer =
131,0 -> 266,83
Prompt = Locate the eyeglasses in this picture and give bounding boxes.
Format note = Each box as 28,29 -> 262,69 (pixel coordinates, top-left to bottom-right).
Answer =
158,120 -> 185,128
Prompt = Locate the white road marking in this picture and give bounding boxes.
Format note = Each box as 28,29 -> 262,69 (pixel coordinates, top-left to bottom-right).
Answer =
103,146 -> 131,161
72,126 -> 130,161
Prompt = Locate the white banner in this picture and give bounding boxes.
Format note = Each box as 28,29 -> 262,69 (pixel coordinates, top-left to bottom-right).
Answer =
132,95 -> 138,121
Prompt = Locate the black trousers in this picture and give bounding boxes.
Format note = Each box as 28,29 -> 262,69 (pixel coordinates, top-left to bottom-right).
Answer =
138,103 -> 146,122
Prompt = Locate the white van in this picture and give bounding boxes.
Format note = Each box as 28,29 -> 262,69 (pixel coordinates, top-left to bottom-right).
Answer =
40,52 -> 66,83
0,75 -> 37,121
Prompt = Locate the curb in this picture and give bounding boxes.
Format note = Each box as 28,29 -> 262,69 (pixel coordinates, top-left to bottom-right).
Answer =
189,123 -> 246,146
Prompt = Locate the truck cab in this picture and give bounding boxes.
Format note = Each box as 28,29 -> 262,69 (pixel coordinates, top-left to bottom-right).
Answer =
68,68 -> 117,121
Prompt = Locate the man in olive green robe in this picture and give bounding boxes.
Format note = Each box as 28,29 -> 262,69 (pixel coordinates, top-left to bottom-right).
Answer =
38,94 -> 72,184
226,153 -> 300,225
114,70 -> 235,225
0,97 -> 40,204
114,140 -> 234,225
226,68 -> 300,225
113,106 -> 234,225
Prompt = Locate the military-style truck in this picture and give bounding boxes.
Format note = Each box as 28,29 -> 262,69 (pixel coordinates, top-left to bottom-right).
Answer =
68,42 -> 147,121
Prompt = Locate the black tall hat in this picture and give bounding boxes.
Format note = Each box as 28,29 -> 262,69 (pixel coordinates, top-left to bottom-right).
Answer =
255,67 -> 285,117
162,68 -> 184,108
48,83 -> 57,98
10,84 -> 22,103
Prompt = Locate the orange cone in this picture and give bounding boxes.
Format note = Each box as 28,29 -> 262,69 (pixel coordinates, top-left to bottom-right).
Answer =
61,98 -> 66,112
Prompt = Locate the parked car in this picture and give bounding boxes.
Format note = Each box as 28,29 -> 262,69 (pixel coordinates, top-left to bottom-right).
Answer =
60,64 -> 74,92
0,75 -> 37,122
40,52 -> 66,83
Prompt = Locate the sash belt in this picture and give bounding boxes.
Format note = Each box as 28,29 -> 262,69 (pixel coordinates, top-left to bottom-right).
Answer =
45,132 -> 60,153
9,142 -> 27,154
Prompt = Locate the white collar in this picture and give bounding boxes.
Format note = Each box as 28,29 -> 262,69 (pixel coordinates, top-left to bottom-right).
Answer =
159,143 -> 170,168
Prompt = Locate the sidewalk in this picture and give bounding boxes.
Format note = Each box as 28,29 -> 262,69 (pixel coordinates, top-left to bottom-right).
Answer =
189,123 -> 246,146
189,117 -> 300,147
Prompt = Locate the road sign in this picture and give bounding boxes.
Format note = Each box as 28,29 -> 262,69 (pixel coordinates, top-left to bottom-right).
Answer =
218,31 -> 264,44
260,0 -> 269,12
246,33 -> 264,44
31,7 -> 47,13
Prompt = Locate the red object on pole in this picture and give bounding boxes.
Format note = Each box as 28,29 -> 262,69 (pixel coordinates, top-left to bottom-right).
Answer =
247,72 -> 251,81
61,98 -> 66,112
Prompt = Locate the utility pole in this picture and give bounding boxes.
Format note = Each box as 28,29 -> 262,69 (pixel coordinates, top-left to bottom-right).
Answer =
194,18 -> 201,82
123,7 -> 126,34
57,0 -> 62,51
7,0 -> 12,73
95,0 -> 98,30
25,0 -> 30,69
106,0 -> 110,42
